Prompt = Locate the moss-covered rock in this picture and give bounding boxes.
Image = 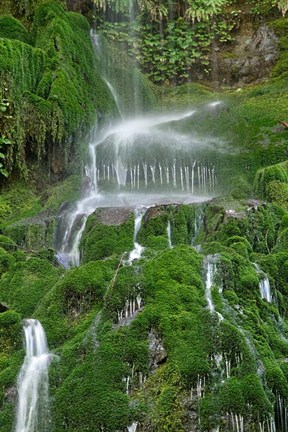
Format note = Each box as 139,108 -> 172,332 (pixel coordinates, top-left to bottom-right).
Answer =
0,1 -> 116,179
80,208 -> 134,262
0,15 -> 30,43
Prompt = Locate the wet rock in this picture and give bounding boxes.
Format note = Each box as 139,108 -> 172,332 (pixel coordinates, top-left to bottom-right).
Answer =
4,385 -> 17,404
65,0 -> 93,14
0,303 -> 9,313
217,24 -> 279,87
148,329 -> 167,370
94,207 -> 133,225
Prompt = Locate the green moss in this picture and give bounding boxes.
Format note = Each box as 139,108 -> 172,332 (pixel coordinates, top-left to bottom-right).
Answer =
80,212 -> 134,263
229,175 -> 253,199
265,360 -> 288,398
0,256 -> 61,316
266,180 -> 288,209
104,265 -> 139,320
274,227 -> 288,252
170,205 -> 195,245
0,1 -> 117,179
138,365 -> 186,432
0,247 -> 15,275
254,161 -> 288,198
57,261 -> 114,317
219,377 -> 246,414
41,175 -> 82,212
0,310 -> 22,354
3,215 -> 57,251
0,235 -> 16,252
0,15 -> 30,43
0,182 -> 42,227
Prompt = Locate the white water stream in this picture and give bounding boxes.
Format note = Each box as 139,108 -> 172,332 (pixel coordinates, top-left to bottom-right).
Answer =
56,106 -> 217,267
56,33 -> 223,268
167,220 -> 173,249
254,264 -> 272,303
15,319 -> 52,432
128,207 -> 146,264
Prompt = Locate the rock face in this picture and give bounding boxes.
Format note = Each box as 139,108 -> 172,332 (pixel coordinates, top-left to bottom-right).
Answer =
94,207 -> 133,226
65,0 -> 93,14
148,329 -> 167,370
216,24 -> 279,87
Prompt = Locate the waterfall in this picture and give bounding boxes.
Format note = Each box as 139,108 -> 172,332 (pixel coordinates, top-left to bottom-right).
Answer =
128,207 -> 146,263
254,264 -> 272,303
55,32 -> 221,269
15,319 -> 52,432
204,255 -> 217,312
167,220 -> 172,249
259,276 -> 272,303
275,394 -> 288,432
127,421 -> 138,432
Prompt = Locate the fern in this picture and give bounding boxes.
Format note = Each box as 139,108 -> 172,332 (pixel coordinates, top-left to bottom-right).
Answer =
186,0 -> 229,22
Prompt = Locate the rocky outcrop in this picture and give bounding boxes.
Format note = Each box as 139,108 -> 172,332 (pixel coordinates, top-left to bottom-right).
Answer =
216,24 -> 279,87
94,207 -> 133,226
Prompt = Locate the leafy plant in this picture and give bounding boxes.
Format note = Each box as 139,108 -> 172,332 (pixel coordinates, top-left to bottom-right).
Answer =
0,135 -> 11,178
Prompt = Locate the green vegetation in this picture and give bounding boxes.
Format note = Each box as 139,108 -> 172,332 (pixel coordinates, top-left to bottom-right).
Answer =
0,1 -> 116,180
93,0 -> 287,84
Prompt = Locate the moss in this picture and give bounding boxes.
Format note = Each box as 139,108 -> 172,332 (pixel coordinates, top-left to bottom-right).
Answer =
41,175 -> 82,212
170,205 -> 195,245
237,267 -> 259,296
3,214 -> 57,251
266,180 -> 288,209
0,247 -> 15,275
0,256 -> 61,316
0,310 -> 22,354
274,227 -> 288,252
0,1 -> 117,179
0,235 -> 16,252
219,377 -> 246,414
0,15 -> 30,43
104,265 -> 139,321
254,161 -> 288,198
138,207 -> 168,246
265,360 -> 288,398
57,261 -> 114,317
80,212 -> 134,263
138,365 -> 186,432
242,374 -> 272,416
229,175 -> 253,199
0,182 -> 42,227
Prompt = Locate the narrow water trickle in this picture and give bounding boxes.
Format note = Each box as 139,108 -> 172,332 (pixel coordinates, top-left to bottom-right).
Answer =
167,220 -> 172,249
204,255 -> 217,312
15,319 -> 53,432
127,421 -> 138,432
254,264 -> 272,303
128,207 -> 146,264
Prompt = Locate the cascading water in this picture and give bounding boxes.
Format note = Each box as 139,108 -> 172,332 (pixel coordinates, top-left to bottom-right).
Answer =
127,421 -> 138,432
259,276 -> 272,303
204,255 -> 217,312
15,319 -> 52,432
56,32 -> 223,268
254,264 -> 272,303
167,220 -> 172,248
128,207 -> 146,263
